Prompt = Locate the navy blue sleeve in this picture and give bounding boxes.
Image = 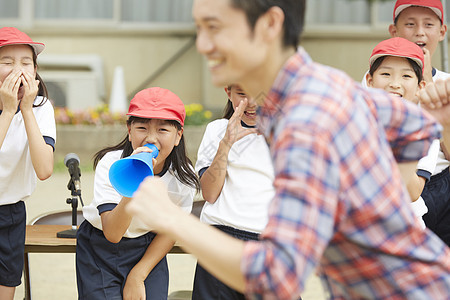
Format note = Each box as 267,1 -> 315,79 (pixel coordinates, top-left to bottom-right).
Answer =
97,203 -> 118,215
416,169 -> 432,183
43,136 -> 55,151
198,166 -> 209,178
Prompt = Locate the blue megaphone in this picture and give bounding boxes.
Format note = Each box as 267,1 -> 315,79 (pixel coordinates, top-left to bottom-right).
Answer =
109,144 -> 159,197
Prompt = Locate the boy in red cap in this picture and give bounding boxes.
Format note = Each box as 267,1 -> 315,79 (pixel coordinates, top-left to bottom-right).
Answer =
0,27 -> 55,300
390,0 -> 448,83
76,87 -> 200,299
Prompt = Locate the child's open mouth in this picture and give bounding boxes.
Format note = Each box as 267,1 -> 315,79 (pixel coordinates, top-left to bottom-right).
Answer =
244,110 -> 256,117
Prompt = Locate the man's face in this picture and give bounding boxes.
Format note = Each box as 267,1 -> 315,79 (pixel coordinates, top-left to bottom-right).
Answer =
192,0 -> 267,88
390,6 -> 446,57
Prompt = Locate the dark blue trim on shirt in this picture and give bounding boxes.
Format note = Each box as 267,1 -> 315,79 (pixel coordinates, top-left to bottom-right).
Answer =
198,167 -> 209,178
432,67 -> 437,77
44,136 -> 55,151
416,169 -> 432,183
241,121 -> 256,128
0,107 -> 21,115
97,203 -> 118,215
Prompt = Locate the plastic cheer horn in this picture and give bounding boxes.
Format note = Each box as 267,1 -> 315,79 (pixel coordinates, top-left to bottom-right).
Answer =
109,143 -> 159,197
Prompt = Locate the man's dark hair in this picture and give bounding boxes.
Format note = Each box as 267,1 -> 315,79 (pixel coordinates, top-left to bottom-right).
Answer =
229,0 -> 305,50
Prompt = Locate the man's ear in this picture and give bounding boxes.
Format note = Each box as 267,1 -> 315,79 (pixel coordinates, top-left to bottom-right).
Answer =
256,6 -> 285,43
388,24 -> 398,37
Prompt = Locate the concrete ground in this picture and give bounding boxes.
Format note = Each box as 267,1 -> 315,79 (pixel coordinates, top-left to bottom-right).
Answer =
14,170 -> 327,300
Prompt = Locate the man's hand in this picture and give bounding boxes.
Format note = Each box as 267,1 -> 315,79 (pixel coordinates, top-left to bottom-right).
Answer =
126,177 -> 181,233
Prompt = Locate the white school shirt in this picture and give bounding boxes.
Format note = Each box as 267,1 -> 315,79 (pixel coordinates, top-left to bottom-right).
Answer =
0,97 -> 56,205
195,119 -> 275,234
83,150 -> 195,238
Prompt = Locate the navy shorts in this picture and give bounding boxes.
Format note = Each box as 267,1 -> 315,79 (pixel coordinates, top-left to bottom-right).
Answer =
192,225 -> 259,300
0,201 -> 26,287
422,167 -> 450,246
76,221 -> 168,300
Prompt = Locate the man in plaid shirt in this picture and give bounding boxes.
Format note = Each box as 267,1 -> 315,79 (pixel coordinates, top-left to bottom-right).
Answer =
127,0 -> 450,299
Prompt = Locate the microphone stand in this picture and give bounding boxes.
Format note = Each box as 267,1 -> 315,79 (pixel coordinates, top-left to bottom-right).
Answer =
57,177 -> 80,238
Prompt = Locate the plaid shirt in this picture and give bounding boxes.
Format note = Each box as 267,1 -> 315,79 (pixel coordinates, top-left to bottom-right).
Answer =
242,48 -> 450,299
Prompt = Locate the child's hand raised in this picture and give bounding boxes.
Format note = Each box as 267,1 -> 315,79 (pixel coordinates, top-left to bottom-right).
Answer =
0,70 -> 22,113
222,98 -> 258,147
19,71 -> 39,112
417,78 -> 450,127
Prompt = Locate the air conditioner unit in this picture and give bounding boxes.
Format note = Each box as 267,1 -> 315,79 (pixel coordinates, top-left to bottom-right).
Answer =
39,70 -> 102,109
37,54 -> 105,110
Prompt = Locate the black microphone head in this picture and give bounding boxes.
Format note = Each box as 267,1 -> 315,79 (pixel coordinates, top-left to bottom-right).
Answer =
64,153 -> 80,167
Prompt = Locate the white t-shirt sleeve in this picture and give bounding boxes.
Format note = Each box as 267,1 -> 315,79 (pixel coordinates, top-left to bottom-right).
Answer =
35,98 -> 56,141
93,152 -> 123,207
410,196 -> 428,229
416,139 -> 440,181
195,120 -> 226,174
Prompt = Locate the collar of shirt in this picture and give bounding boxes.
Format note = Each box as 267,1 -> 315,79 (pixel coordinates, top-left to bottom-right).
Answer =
258,48 -> 310,140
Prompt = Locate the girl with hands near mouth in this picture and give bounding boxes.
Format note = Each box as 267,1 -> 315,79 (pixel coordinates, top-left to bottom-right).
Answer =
0,27 -> 55,300
191,85 -> 279,300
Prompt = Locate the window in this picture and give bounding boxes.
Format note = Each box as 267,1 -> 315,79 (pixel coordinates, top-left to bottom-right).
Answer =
306,0 -> 450,28
305,0 -> 394,28
0,1 -> 18,18
0,0 -> 194,29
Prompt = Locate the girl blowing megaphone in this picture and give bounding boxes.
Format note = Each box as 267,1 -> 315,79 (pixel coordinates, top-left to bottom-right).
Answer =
76,87 -> 200,299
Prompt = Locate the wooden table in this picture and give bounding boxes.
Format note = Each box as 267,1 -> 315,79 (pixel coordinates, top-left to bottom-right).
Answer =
24,224 -> 185,300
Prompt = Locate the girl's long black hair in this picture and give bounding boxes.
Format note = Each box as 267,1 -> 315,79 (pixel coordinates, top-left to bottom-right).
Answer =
223,85 -> 234,120
30,46 -> 49,107
93,116 -> 200,192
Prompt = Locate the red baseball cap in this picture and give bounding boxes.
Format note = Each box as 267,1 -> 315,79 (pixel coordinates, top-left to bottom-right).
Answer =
369,37 -> 424,73
0,27 -> 45,56
127,87 -> 186,126
393,0 -> 443,22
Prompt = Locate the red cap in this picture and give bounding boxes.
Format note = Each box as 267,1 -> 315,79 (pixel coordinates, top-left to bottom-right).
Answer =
0,27 -> 45,56
370,37 -> 424,73
127,87 -> 186,126
393,0 -> 443,22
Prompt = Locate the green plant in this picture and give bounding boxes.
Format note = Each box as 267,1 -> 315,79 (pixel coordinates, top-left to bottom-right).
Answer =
184,103 -> 213,126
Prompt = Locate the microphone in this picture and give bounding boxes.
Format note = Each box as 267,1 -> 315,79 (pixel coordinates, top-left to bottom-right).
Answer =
64,153 -> 81,194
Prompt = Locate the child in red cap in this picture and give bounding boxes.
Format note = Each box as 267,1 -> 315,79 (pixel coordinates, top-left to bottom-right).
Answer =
0,27 -> 55,299
361,1 -> 450,246
362,0 -> 448,86
76,87 -> 200,299
389,0 -> 450,247
366,37 -> 440,229
390,0 -> 448,83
